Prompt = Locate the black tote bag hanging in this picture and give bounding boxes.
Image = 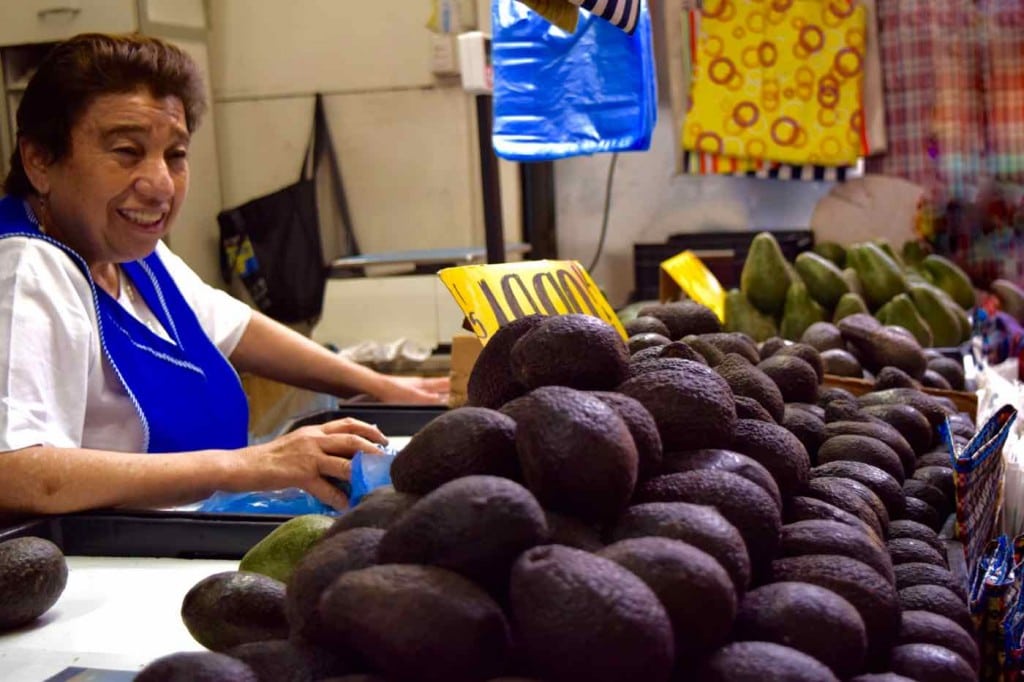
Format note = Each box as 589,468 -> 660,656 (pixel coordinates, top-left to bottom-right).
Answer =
217,94 -> 358,324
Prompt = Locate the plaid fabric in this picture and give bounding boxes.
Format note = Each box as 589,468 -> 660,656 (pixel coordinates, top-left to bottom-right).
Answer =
570,0 -> 640,34
868,0 -> 1024,199
980,0 -> 1024,184
867,0 -> 941,198
953,405 -> 1019,574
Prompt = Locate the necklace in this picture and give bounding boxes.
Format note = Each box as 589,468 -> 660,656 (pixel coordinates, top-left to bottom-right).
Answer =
119,267 -> 136,302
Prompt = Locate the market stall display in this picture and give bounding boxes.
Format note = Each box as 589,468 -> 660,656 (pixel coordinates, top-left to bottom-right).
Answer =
116,305 -> 1010,680
726,231 -> 974,349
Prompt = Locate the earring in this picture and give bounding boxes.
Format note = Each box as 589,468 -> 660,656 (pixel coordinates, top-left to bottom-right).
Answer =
36,194 -> 49,234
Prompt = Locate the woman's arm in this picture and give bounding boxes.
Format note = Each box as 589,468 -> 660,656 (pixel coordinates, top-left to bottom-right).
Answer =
229,311 -> 449,404
0,419 -> 386,515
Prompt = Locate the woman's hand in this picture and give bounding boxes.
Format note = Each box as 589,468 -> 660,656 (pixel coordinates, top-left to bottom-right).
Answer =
237,417 -> 387,510
373,375 -> 451,405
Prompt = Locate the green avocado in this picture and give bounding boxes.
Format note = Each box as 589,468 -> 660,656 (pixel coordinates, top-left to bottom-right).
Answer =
795,252 -> 849,309
724,289 -> 778,342
847,243 -> 908,309
239,514 -> 334,584
741,232 -> 793,316
921,255 -> 975,310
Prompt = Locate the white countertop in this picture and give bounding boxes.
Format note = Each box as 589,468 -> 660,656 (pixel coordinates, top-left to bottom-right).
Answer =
0,438 -> 412,681
0,555 -> 243,680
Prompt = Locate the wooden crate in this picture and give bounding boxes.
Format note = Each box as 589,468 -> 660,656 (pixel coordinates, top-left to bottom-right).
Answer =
822,374 -> 978,420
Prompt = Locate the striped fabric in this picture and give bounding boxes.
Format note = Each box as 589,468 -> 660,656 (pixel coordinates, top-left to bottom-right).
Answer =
569,0 -> 640,34
682,151 -> 854,182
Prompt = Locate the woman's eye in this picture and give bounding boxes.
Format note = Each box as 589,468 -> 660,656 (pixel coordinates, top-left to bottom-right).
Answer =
113,147 -> 139,158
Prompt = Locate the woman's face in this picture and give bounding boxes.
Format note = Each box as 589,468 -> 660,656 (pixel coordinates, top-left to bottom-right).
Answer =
35,88 -> 190,266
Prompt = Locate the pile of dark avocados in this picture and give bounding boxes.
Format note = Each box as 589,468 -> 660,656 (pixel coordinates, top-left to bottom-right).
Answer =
142,303 -> 982,682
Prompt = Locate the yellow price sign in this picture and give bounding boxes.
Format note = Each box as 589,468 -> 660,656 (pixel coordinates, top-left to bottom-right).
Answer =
659,250 -> 726,321
439,260 -> 626,345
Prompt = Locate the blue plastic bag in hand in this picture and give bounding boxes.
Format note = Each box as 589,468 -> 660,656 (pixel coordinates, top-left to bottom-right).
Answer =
198,445 -> 398,515
492,0 -> 657,161
348,448 -> 398,507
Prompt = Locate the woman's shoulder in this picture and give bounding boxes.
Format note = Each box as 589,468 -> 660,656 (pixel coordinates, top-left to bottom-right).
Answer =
0,234 -> 93,301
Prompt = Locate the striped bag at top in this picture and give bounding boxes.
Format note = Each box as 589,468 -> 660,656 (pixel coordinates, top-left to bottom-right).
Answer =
569,0 -> 641,34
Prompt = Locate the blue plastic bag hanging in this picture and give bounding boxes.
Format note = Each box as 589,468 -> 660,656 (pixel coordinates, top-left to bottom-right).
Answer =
492,0 -> 657,161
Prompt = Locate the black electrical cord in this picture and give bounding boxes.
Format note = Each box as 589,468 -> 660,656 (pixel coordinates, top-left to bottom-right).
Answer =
586,152 -> 619,273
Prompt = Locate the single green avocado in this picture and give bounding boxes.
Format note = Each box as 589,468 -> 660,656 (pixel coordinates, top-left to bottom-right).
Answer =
780,280 -> 827,341
921,255 -> 975,310
813,241 -> 848,268
882,294 -> 934,348
833,292 -> 870,323
741,232 -> 793,316
724,288 -> 779,342
239,514 -> 334,584
847,243 -> 908,309
795,251 -> 850,309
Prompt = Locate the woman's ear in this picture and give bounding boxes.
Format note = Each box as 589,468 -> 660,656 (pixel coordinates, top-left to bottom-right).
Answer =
18,138 -> 52,196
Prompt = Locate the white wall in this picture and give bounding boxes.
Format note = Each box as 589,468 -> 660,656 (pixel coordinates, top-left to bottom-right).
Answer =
207,0 -> 519,269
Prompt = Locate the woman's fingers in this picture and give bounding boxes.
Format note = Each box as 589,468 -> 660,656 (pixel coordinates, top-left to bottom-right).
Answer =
304,477 -> 349,511
418,376 -> 450,391
317,453 -> 354,481
318,433 -> 387,458
320,418 -> 387,444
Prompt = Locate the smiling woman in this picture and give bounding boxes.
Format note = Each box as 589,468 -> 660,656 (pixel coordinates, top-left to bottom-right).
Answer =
0,33 -> 449,516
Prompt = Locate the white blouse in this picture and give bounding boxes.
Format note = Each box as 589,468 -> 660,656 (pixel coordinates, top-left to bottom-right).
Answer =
0,236 -> 252,453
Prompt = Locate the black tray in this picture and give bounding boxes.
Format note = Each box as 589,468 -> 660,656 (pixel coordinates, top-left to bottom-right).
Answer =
0,406 -> 445,561
283,404 -> 447,435
0,509 -> 291,560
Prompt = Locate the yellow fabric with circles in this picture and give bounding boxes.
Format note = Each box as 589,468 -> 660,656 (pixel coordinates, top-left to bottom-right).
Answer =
683,0 -> 867,167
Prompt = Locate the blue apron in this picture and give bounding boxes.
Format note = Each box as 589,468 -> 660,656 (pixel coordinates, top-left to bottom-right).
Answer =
0,195 -> 248,453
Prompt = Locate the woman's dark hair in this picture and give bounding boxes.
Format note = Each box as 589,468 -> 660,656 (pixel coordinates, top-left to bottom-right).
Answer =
3,33 -> 207,197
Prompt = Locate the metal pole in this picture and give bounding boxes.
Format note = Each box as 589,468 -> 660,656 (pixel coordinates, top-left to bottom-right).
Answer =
475,94 -> 505,264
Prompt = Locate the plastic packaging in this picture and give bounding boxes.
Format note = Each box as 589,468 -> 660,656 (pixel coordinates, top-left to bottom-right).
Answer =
198,445 -> 398,515
491,0 -> 656,161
